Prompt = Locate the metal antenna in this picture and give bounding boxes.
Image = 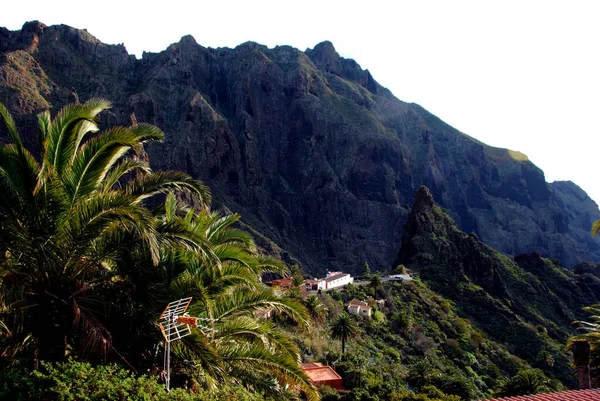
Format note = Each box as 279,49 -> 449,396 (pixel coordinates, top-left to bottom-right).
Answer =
158,297 -> 216,392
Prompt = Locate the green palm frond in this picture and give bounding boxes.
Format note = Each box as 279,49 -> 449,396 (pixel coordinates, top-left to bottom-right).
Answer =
156,221 -> 218,265
64,127 -> 155,201
57,192 -> 160,266
37,109 -> 51,149
42,99 -> 110,175
210,227 -> 255,249
173,331 -> 226,386
216,316 -> 300,358
0,101 -> 21,148
221,345 -> 318,401
204,213 -> 241,238
100,157 -> 151,192
0,145 -> 40,210
210,288 -> 309,326
207,263 -> 262,293
128,122 -> 165,144
164,192 -> 178,223
254,255 -> 287,276
126,170 -> 211,206
213,245 -> 254,266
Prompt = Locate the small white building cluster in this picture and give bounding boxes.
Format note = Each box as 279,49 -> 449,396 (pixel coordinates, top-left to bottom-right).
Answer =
304,271 -> 354,292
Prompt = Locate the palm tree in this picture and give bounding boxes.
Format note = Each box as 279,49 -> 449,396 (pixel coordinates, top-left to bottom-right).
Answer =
329,313 -> 359,354
572,303 -> 600,385
304,295 -> 328,323
495,369 -> 548,397
369,273 -> 383,296
0,99 -> 208,362
124,194 -> 318,399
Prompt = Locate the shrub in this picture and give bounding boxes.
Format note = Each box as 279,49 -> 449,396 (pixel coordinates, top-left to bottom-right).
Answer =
318,384 -> 342,401
0,360 -> 264,401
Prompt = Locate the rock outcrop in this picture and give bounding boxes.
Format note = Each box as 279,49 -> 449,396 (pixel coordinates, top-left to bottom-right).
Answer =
395,185 -> 600,384
1,22 -> 599,274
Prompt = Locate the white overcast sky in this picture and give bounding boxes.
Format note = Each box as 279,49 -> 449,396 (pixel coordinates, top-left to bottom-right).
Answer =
3,1 -> 599,204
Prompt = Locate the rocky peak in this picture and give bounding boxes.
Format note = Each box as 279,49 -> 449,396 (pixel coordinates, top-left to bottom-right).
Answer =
396,186 -> 506,297
413,185 -> 435,212
306,40 -> 342,75
179,35 -> 197,45
21,20 -> 47,35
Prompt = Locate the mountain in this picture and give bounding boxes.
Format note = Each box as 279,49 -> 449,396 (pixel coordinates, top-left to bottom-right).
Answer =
395,185 -> 600,383
1,21 -> 599,274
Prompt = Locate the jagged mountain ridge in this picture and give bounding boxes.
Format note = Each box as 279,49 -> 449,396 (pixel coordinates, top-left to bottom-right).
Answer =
395,186 -> 600,385
1,21 -> 599,274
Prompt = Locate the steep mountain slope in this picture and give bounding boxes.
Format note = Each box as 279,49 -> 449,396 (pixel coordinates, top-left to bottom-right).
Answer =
395,186 -> 600,383
1,21 -> 599,274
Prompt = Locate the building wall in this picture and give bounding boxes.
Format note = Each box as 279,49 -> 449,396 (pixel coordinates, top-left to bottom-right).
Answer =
321,378 -> 343,390
326,275 -> 353,289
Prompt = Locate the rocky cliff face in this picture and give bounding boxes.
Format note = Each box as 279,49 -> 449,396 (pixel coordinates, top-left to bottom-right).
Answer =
395,186 -> 600,383
1,21 -> 599,274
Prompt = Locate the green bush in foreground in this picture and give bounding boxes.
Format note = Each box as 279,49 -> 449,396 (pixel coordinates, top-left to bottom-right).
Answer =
0,360 -> 265,401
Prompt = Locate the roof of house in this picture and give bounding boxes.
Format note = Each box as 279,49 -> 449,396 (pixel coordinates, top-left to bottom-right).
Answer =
346,298 -> 371,309
304,279 -> 321,285
324,272 -> 349,282
479,389 -> 600,401
266,278 -> 293,287
301,363 -> 342,382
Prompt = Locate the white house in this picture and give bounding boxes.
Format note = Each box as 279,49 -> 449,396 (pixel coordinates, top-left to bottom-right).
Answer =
323,271 -> 353,290
346,298 -> 372,318
304,279 -> 326,292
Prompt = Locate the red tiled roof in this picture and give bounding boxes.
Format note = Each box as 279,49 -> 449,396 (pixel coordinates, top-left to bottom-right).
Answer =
301,364 -> 342,381
266,278 -> 293,287
479,389 -> 600,401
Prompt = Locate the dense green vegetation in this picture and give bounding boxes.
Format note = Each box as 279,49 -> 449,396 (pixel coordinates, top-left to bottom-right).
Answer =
395,187 -> 600,389
0,100 -> 316,400
289,281 -> 563,401
0,360 -> 268,401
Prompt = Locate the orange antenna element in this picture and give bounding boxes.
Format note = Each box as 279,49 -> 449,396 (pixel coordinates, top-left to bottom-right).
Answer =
177,316 -> 197,326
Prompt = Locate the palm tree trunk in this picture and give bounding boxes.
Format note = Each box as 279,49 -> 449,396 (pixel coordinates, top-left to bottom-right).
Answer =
34,289 -> 72,362
342,337 -> 346,354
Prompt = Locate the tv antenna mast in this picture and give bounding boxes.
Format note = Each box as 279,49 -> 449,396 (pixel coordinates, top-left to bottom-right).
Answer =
158,297 -> 215,391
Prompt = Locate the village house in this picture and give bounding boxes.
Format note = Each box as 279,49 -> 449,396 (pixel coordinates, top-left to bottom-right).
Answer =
346,298 -> 372,318
264,277 -> 294,292
301,362 -> 343,390
323,271 -> 353,290
304,279 -> 326,292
